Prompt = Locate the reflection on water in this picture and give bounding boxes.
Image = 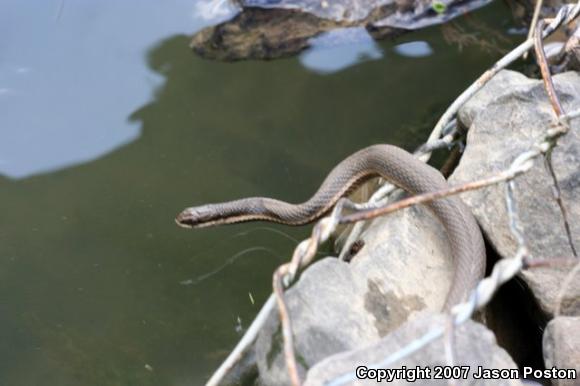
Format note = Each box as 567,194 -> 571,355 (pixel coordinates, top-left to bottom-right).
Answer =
394,41 -> 434,58
195,0 -> 241,21
299,28 -> 383,74
0,1 -> 518,385
0,0 -> 231,179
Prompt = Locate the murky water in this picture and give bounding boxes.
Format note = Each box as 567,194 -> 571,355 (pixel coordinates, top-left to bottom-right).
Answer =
1,1 -> 520,384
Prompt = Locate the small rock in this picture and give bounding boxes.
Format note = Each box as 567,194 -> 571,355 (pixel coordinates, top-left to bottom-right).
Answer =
543,316 -> 580,386
552,26 -> 580,73
304,313 -> 523,385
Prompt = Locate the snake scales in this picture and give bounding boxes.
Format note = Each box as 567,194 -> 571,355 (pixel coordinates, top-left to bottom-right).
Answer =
176,144 -> 486,310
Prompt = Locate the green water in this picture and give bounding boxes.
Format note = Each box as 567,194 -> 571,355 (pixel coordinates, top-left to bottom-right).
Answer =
0,1 -> 520,384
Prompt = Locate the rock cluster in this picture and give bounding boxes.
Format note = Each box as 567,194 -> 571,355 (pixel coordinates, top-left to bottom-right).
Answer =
190,0 -> 493,60
221,70 -> 580,385
450,70 -> 580,318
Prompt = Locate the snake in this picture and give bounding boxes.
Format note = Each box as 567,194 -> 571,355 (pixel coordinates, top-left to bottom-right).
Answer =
176,144 -> 486,310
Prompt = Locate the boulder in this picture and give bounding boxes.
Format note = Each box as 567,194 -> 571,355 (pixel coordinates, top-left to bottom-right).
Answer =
450,70 -> 580,317
304,313 -> 523,385
255,197 -> 456,384
543,316 -> 580,386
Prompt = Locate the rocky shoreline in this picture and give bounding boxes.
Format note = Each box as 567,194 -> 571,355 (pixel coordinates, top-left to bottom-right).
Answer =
216,70 -> 580,385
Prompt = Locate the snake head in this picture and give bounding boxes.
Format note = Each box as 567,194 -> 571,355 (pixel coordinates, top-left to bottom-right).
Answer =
175,205 -> 220,228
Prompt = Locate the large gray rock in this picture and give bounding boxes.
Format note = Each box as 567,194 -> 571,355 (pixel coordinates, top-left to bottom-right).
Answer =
255,199 -> 456,384
543,316 -> 580,386
304,313 -> 523,385
450,70 -> 580,317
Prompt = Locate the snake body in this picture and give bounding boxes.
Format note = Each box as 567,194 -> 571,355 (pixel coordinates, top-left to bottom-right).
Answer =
176,144 -> 486,309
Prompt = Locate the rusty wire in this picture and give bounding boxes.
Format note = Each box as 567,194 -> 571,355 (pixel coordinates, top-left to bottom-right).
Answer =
534,20 -> 565,116
338,166 -> 532,224
273,265 -> 300,386
534,19 -> 578,257
523,256 -> 579,268
205,3 -> 580,385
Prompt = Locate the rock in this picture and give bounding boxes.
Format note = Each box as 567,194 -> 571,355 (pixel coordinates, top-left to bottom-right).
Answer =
504,0 -> 565,28
304,313 -> 523,385
450,70 -> 580,317
255,258 -> 378,384
237,0 -> 391,23
543,316 -> 580,386
191,8 -> 346,61
190,0 -> 493,60
219,347 -> 258,385
552,26 -> 580,73
255,197 -> 456,384
350,193 -> 455,313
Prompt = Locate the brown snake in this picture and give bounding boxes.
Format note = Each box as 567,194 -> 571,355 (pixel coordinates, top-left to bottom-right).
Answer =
176,144 -> 486,310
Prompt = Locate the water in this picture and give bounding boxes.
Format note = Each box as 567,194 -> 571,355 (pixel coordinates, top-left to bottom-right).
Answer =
0,1 -> 519,384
